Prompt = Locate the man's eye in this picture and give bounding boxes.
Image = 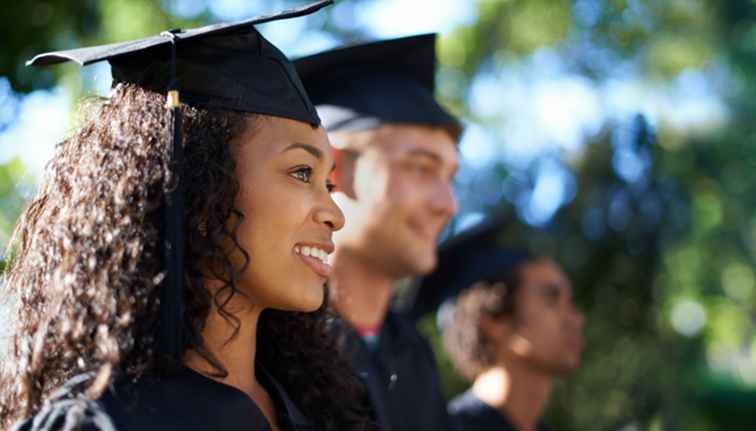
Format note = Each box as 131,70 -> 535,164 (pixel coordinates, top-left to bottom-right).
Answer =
291,167 -> 313,183
407,161 -> 434,175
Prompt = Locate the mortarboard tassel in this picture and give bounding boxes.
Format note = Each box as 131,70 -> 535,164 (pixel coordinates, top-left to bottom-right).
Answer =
158,29 -> 185,372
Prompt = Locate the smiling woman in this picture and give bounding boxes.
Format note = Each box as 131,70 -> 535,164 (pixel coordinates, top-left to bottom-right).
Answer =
220,116 -> 342,313
0,3 -> 373,431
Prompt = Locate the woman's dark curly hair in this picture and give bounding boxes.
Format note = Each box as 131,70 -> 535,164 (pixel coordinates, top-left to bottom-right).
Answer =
443,253 -> 538,381
0,83 -> 372,430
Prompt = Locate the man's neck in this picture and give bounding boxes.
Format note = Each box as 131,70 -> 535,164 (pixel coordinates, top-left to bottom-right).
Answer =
330,249 -> 394,331
472,364 -> 552,431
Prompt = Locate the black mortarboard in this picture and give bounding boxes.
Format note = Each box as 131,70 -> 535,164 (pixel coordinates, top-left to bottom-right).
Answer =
27,0 -> 332,369
27,1 -> 329,125
403,214 -> 530,321
294,33 -> 463,140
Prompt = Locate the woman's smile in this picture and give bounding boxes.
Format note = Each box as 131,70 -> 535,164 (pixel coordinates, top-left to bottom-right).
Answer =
294,243 -> 334,278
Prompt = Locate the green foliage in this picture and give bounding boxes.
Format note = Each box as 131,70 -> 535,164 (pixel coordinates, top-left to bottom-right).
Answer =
0,158 -> 33,269
427,0 -> 756,429
0,0 -> 100,93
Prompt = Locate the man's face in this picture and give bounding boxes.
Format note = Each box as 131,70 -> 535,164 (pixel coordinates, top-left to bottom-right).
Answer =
332,124 -> 459,278
495,260 -> 585,375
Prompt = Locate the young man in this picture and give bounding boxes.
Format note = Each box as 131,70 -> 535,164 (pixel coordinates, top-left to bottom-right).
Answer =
295,34 -> 462,431
415,221 -> 585,431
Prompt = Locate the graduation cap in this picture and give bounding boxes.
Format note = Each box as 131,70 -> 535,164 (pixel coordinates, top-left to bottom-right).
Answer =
403,214 -> 531,322
27,1 -> 329,124
27,0 -> 333,369
294,33 -> 463,140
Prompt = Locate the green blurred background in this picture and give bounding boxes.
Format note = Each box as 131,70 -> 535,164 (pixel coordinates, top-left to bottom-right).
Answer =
2,0 -> 755,429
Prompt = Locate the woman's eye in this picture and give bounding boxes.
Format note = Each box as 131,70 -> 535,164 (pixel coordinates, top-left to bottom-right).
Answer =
326,180 -> 336,193
543,289 -> 561,306
291,166 -> 313,183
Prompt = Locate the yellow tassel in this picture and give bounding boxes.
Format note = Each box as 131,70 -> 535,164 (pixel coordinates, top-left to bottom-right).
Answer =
165,90 -> 180,108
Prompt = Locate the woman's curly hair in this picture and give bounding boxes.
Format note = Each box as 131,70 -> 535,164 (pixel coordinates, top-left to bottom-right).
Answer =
442,254 -> 537,381
0,83 -> 372,430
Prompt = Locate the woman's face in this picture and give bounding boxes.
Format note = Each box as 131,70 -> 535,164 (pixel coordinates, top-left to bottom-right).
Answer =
490,259 -> 585,375
229,115 -> 344,312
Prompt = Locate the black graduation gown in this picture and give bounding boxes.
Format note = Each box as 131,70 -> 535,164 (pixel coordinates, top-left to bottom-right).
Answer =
338,311 -> 453,431
13,367 -> 315,431
449,390 -> 550,431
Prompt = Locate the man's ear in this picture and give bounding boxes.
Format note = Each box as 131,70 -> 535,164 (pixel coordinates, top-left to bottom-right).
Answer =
331,148 -> 358,198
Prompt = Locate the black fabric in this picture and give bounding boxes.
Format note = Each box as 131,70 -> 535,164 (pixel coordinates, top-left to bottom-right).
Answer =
337,312 -> 453,431
294,34 -> 462,140
12,368 -> 314,431
26,0 -> 329,125
158,103 -> 185,368
449,390 -> 550,431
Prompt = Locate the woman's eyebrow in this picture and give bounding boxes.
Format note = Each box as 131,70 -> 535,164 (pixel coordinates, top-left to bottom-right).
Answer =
539,282 -> 574,299
539,283 -> 563,296
282,142 -> 323,159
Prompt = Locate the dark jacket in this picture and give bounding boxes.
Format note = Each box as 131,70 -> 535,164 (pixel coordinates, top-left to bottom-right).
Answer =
338,311 -> 453,431
449,389 -> 550,431
12,367 -> 314,431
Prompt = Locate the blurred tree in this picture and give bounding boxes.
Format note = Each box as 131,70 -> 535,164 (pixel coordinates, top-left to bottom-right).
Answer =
0,158 -> 34,268
0,0 -> 101,94
412,1 -> 756,430
0,0 -> 199,133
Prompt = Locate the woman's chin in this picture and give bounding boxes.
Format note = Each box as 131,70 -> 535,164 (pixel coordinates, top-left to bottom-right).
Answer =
302,283 -> 326,311
281,281 -> 325,312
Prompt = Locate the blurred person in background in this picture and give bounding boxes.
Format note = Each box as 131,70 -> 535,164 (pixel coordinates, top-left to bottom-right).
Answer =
413,220 -> 585,431
0,2 -> 374,430
295,34 -> 462,431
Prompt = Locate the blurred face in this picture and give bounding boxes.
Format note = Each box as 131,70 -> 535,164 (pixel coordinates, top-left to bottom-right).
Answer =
332,125 -> 458,278
490,260 -> 585,375
227,116 -> 344,312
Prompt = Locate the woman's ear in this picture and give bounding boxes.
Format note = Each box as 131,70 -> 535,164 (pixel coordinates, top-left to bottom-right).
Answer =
479,314 -> 511,345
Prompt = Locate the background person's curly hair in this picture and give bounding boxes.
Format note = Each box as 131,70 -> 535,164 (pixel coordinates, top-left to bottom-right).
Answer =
0,83 -> 373,430
442,254 -> 537,381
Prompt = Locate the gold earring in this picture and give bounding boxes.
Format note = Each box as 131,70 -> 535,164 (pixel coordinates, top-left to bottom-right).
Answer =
198,220 -> 208,236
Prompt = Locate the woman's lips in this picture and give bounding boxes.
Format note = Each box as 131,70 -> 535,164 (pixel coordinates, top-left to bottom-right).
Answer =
298,253 -> 332,278
566,334 -> 585,353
